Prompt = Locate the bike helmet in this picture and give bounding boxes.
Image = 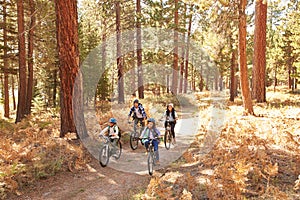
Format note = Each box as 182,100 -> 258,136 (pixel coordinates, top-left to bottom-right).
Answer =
133,99 -> 139,104
147,118 -> 155,123
109,118 -> 117,124
168,103 -> 174,107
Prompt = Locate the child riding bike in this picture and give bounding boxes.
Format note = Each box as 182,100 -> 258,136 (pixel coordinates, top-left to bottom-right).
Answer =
99,118 -> 120,146
128,99 -> 147,133
162,103 -> 178,144
140,118 -> 161,165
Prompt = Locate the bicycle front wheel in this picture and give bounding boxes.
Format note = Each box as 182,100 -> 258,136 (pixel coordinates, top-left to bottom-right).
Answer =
99,145 -> 110,167
114,140 -> 122,159
148,150 -> 154,176
164,130 -> 172,150
130,132 -> 139,150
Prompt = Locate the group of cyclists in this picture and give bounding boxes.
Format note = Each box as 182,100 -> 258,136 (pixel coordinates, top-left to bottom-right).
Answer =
99,99 -> 178,166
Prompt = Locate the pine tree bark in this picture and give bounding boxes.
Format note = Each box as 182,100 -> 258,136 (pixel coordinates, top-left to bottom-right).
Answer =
16,0 -> 27,123
137,0 -> 144,99
172,0 -> 179,95
3,2 -> 9,118
53,69 -> 57,107
54,0 -> 83,137
25,0 -> 36,115
179,36 -> 185,94
12,76 -> 16,110
230,48 -> 237,102
252,0 -> 267,102
184,7 -> 192,94
116,1 -> 124,103
238,0 -> 254,114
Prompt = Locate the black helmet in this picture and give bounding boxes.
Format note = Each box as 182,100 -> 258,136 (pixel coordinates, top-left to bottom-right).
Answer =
133,99 -> 139,104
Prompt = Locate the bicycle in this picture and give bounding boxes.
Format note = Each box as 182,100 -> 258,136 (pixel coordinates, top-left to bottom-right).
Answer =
141,137 -> 159,176
129,120 -> 144,150
164,120 -> 172,150
99,135 -> 122,167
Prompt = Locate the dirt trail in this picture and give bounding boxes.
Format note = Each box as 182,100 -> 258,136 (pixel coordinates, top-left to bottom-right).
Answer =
17,159 -> 150,200
14,95 -> 220,200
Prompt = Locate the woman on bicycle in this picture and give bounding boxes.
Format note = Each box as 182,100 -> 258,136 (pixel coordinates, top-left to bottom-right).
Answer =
140,118 -> 161,164
163,103 -> 178,144
99,118 -> 120,145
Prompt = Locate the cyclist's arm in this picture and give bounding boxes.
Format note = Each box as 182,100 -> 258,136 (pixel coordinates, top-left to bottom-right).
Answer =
140,127 -> 147,138
128,107 -> 133,120
174,111 -> 179,121
99,127 -> 109,137
161,111 -> 167,121
155,128 -> 161,138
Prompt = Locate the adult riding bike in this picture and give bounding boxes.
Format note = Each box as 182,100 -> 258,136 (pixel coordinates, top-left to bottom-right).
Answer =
129,120 -> 144,150
99,135 -> 122,167
142,137 -> 159,176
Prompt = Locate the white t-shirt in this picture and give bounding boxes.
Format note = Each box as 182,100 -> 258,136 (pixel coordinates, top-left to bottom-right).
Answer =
135,107 -> 143,118
164,110 -> 178,122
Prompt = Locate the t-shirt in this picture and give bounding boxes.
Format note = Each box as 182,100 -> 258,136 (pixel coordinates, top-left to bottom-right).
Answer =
164,110 -> 178,122
135,107 -> 143,118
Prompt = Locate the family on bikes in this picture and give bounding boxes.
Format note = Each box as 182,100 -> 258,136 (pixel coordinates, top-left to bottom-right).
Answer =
98,99 -> 178,175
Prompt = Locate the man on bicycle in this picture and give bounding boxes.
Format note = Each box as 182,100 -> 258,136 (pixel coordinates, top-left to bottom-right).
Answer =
128,99 -> 147,134
140,118 -> 161,165
163,103 -> 178,144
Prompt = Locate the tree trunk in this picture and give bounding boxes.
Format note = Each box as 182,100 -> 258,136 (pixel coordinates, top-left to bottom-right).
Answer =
179,32 -> 185,94
238,0 -> 254,114
12,76 -> 16,110
136,0 -> 144,99
273,64 -> 277,92
252,0 -> 267,102
172,0 -> 179,95
184,7 -> 192,94
179,5 -> 187,94
230,48 -> 237,102
3,2 -> 9,118
116,1 -> 124,103
25,0 -> 36,115
54,0 -> 83,137
53,69 -> 57,107
167,75 -> 170,93
16,0 -> 27,123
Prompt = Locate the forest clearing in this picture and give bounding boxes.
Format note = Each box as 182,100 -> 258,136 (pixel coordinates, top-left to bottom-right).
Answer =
1,0 -> 300,199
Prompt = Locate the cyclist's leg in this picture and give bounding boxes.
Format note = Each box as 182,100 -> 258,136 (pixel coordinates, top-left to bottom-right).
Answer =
170,122 -> 175,138
141,118 -> 145,131
144,140 -> 149,150
153,140 -> 159,161
134,118 -> 138,132
164,121 -> 167,129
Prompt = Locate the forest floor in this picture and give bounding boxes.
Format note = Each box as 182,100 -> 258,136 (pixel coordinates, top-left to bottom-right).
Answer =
1,87 -> 300,199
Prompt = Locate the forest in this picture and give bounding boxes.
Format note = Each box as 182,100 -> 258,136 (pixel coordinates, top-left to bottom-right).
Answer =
0,0 -> 299,199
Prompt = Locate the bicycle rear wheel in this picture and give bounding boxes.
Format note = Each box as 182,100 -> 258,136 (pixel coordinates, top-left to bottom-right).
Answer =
114,140 -> 122,159
130,132 -> 139,150
164,130 -> 172,150
148,150 -> 154,176
99,145 -> 110,167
